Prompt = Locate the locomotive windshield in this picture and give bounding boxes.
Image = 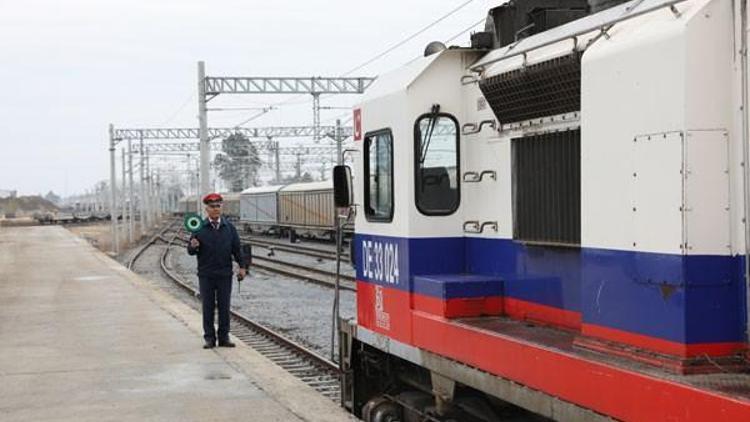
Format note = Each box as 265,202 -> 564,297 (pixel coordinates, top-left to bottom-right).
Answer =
414,113 -> 459,215
364,129 -> 394,222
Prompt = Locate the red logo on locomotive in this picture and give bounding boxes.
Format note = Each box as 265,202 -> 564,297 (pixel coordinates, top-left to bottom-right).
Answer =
353,108 -> 362,141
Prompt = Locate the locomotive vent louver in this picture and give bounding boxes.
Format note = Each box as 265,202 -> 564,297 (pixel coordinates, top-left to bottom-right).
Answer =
478,52 -> 581,124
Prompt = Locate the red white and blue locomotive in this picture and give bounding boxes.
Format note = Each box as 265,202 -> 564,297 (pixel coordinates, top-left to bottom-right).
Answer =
337,0 -> 750,420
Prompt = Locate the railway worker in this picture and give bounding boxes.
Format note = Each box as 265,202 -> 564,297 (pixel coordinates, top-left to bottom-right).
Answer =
187,192 -> 248,349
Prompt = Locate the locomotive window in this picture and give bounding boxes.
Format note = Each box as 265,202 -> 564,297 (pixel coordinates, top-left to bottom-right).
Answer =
414,113 -> 460,215
364,129 -> 394,222
512,129 -> 581,246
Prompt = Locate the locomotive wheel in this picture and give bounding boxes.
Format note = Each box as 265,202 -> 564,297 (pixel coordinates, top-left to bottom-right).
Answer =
362,397 -> 401,422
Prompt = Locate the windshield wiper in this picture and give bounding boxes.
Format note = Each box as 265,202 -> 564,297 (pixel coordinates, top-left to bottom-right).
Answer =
419,104 -> 441,164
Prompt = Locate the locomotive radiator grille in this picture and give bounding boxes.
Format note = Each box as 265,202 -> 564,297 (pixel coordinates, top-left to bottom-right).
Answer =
479,52 -> 581,124
512,129 -> 581,246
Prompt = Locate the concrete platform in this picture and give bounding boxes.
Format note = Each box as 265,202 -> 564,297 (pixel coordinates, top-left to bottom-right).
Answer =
0,226 -> 354,422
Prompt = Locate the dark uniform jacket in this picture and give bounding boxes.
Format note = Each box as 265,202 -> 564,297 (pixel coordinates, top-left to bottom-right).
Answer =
187,218 -> 247,278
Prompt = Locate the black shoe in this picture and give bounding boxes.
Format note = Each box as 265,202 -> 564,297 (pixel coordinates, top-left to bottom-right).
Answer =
203,340 -> 216,349
218,340 -> 235,348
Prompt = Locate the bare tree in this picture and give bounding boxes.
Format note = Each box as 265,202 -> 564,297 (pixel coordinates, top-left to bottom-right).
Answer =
213,133 -> 262,191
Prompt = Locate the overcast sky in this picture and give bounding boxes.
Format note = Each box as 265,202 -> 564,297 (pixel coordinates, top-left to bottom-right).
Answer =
0,0 -> 493,196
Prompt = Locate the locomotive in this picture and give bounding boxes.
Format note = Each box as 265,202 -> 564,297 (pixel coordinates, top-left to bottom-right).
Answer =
336,0 -> 750,420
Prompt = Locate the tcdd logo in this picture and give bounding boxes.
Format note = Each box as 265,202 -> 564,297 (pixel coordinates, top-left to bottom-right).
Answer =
375,285 -> 390,330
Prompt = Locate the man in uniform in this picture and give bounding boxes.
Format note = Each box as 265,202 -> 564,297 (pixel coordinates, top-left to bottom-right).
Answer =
187,193 -> 247,349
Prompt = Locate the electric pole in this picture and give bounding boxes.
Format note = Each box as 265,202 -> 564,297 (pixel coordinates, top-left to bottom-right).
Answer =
336,119 -> 343,165
108,124 -> 118,255
198,61 -> 210,202
274,140 -> 281,183
121,149 -> 127,243
128,139 -> 135,243
139,136 -> 147,236
295,152 -> 303,180
312,93 -> 321,141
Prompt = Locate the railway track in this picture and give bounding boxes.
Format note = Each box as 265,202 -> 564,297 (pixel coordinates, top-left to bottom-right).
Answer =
251,256 -> 356,292
128,224 -> 342,402
242,236 -> 350,261
172,232 -> 357,291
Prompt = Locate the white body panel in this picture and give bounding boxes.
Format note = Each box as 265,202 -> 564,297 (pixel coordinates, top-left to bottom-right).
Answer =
581,0 -> 738,255
355,50 -> 484,239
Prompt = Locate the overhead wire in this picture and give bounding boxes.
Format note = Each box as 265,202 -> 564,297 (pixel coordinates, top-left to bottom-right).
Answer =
230,0 -> 482,128
396,16 -> 487,70
341,0 -> 479,76
158,92 -> 195,127
321,110 -> 352,125
148,0 -> 482,138
444,16 -> 486,44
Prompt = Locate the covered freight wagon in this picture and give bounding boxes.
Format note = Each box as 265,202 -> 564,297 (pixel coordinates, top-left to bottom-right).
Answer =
175,195 -> 199,215
221,192 -> 241,222
239,185 -> 283,233
176,192 -> 240,221
278,181 -> 335,238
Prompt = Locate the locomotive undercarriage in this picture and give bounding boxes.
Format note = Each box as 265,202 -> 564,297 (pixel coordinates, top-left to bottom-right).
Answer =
339,320 -> 603,422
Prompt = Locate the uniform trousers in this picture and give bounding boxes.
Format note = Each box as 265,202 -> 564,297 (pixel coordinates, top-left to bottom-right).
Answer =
199,275 -> 232,342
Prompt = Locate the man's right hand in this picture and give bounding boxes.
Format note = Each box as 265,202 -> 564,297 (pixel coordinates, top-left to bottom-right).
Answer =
190,238 -> 200,248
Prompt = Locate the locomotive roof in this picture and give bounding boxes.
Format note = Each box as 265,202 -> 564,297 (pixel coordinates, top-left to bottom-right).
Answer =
360,51 -> 443,102
472,0 -> 684,72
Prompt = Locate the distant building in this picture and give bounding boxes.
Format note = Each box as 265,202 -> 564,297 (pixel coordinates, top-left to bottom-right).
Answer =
0,189 -> 17,199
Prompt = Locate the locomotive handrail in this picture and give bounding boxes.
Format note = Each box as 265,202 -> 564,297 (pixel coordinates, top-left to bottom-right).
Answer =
461,75 -> 479,85
471,0 -> 688,72
463,220 -> 480,233
463,172 -> 480,182
463,170 -> 497,183
463,220 -> 498,233
461,120 -> 497,136
481,221 -> 498,233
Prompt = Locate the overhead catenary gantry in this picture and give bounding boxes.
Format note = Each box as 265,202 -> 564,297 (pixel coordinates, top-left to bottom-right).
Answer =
132,140 -> 341,188
106,61 -> 373,254
196,60 -> 375,195
113,125 -> 353,141
108,123 -> 354,242
113,123 -> 353,185
132,141 -> 339,156
203,76 -> 375,95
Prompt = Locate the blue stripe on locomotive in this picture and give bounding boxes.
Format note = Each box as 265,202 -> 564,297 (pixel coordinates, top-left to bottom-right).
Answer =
354,233 -> 746,345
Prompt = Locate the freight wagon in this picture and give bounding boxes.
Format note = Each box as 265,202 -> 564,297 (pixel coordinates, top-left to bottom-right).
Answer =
239,185 -> 283,233
278,181 -> 336,239
240,181 -> 350,240
175,192 -> 241,222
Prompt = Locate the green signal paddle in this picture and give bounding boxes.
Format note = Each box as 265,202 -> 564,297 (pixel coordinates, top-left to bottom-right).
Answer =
183,213 -> 203,233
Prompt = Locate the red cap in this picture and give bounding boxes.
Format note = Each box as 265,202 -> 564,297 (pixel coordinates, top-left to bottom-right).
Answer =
202,193 -> 223,204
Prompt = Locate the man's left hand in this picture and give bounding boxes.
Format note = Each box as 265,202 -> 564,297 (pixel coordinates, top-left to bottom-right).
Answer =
237,268 -> 247,280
